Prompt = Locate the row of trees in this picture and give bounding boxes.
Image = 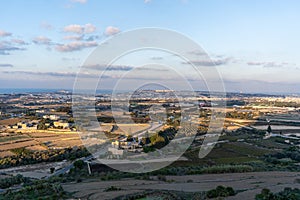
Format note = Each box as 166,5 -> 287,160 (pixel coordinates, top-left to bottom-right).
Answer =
0,180 -> 68,199
0,174 -> 30,189
142,127 -> 177,151
0,146 -> 90,169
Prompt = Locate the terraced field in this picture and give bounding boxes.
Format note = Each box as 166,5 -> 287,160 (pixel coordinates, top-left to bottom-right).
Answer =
0,132 -> 82,158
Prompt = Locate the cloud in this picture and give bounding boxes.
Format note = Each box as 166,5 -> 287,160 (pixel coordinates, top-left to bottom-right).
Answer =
70,0 -> 87,4
247,61 -> 266,66
263,62 -> 283,68
33,36 -> 52,45
104,26 -> 120,36
63,24 -> 84,34
187,50 -> 206,56
2,70 -> 111,79
55,41 -> 97,52
63,35 -> 83,41
63,23 -> 96,34
0,41 -> 25,55
82,64 -> 169,72
144,0 -> 151,3
0,64 -> 13,67
247,61 -> 295,68
3,71 -> 78,78
11,39 -> 27,45
40,22 -> 54,30
82,64 -> 133,71
84,23 -> 96,34
0,30 -> 12,37
182,57 -> 230,66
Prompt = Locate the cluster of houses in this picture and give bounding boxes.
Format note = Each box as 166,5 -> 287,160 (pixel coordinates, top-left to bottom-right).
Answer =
6,112 -> 74,131
108,135 -> 144,159
7,120 -> 73,131
9,121 -> 39,130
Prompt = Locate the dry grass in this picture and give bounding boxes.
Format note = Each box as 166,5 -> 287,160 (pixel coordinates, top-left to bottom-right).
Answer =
50,139 -> 83,148
0,151 -> 15,158
0,131 -> 82,152
26,145 -> 48,151
0,118 -> 22,126
0,140 -> 38,151
113,124 -> 150,135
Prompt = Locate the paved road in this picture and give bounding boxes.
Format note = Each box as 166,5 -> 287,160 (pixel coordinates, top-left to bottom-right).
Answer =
134,122 -> 163,138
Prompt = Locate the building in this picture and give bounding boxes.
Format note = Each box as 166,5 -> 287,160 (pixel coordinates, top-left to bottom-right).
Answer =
53,121 -> 70,129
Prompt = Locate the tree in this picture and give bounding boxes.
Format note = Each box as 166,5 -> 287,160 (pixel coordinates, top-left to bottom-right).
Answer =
37,119 -> 47,130
50,167 -> 55,174
267,125 -> 272,133
73,160 -> 84,170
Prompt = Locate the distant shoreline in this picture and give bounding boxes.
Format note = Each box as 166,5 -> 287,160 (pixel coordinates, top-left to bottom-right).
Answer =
0,88 -> 299,96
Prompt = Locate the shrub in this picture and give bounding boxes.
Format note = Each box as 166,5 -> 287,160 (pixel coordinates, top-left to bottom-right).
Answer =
104,186 -> 122,192
0,174 -> 30,189
157,175 -> 167,182
206,185 -> 236,198
255,187 -> 300,200
73,160 -> 85,170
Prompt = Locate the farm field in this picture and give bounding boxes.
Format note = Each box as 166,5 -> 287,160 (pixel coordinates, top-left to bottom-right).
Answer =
62,171 -> 300,200
0,132 -> 82,158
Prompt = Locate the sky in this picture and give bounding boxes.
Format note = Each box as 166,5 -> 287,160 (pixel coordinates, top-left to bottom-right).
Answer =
1,0 -> 300,94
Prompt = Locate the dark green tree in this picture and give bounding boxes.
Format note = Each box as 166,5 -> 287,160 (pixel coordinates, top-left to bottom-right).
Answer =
267,125 -> 272,133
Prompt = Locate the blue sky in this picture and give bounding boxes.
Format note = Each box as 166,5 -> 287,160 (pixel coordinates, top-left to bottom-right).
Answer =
1,0 -> 300,93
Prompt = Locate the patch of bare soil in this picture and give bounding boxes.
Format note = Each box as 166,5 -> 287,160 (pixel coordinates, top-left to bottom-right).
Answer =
63,171 -> 299,200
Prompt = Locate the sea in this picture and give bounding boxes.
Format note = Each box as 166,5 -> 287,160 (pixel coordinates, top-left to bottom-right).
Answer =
0,88 -> 298,96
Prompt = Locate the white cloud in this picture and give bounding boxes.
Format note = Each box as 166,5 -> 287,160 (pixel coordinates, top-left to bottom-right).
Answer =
247,61 -> 298,69
144,0 -> 151,3
11,39 -> 27,45
63,24 -> 84,34
104,26 -> 120,36
32,36 -> 52,45
63,23 -> 96,34
84,23 -> 96,34
63,35 -> 83,41
55,41 -> 97,52
0,30 -> 12,37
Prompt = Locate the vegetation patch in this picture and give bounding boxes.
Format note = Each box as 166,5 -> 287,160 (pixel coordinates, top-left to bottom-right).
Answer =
255,187 -> 300,200
0,181 -> 70,200
206,185 -> 236,199
104,186 -> 122,192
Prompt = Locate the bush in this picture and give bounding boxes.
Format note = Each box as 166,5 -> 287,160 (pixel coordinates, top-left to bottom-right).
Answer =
73,160 -> 85,170
0,181 -> 69,199
104,186 -> 122,192
255,187 -> 300,200
157,175 -> 167,182
0,174 -> 30,189
50,167 -> 55,174
206,185 -> 236,198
